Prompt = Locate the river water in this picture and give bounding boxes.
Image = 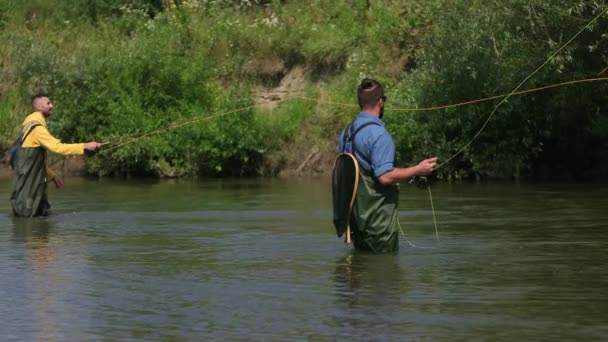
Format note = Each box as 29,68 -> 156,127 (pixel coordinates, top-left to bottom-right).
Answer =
0,177 -> 607,341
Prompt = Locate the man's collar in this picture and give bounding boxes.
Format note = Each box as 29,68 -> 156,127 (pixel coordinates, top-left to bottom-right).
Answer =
358,111 -> 384,125
28,111 -> 48,126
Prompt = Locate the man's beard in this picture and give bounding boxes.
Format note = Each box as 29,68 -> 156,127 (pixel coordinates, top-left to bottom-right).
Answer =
379,106 -> 384,120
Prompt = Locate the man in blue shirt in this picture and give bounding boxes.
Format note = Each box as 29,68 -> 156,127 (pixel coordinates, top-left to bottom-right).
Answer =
338,78 -> 436,252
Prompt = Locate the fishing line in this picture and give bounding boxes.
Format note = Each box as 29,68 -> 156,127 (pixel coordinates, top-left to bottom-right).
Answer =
99,77 -> 608,151
412,7 -> 608,248
398,218 -> 425,248
294,78 -> 608,112
396,185 -> 439,249
428,185 -> 439,244
436,7 -> 608,169
97,7 -> 607,152
101,99 -> 291,153
92,8 -> 607,249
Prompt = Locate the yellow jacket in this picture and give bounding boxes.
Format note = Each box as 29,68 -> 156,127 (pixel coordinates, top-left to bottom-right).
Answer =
21,111 -> 85,180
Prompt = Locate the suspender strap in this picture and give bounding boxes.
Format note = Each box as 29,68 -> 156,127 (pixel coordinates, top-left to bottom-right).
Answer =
21,121 -> 41,142
342,120 -> 381,167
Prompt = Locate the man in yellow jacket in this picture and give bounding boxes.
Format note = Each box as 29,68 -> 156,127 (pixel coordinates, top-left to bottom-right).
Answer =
10,94 -> 101,217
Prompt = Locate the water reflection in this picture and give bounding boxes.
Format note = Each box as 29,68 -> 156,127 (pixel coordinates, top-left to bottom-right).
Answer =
12,217 -> 53,243
12,218 -> 64,341
333,251 -> 411,339
1,178 -> 607,340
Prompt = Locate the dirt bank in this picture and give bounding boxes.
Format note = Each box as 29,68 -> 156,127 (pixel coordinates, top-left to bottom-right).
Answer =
255,66 -> 343,178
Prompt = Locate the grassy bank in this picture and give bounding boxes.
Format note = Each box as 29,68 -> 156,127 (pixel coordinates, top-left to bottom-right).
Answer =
1,0 -> 607,180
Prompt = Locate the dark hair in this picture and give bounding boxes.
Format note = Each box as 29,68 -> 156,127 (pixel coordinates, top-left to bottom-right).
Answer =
31,93 -> 49,106
357,78 -> 384,109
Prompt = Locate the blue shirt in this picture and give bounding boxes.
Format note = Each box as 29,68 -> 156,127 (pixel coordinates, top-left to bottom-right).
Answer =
338,112 -> 395,178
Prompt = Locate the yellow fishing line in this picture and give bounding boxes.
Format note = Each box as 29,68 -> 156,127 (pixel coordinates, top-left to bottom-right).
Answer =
93,8 -> 607,249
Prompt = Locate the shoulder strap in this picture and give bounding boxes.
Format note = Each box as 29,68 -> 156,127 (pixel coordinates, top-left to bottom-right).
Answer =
21,121 -> 42,143
342,120 -> 381,167
9,121 -> 42,170
351,122 -> 379,139
342,120 -> 356,148
343,121 -> 380,144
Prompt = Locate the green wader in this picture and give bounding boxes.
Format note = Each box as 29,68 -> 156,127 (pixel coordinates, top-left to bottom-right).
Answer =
10,147 -> 51,217
350,168 -> 400,253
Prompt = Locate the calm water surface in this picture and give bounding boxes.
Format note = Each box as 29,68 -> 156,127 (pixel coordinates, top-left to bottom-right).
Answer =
0,177 -> 607,341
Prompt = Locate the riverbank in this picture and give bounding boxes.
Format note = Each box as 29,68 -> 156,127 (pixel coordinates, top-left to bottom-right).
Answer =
1,1 -> 606,180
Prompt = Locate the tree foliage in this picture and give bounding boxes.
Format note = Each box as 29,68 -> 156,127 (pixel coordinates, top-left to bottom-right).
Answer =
0,0 -> 606,179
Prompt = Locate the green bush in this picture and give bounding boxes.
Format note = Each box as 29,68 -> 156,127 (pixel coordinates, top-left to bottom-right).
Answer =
1,0 -> 606,179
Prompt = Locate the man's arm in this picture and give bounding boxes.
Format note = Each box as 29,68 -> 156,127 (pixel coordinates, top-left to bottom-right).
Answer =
45,166 -> 66,188
34,126 -> 85,155
377,158 -> 437,186
33,126 -> 101,188
368,132 -> 436,185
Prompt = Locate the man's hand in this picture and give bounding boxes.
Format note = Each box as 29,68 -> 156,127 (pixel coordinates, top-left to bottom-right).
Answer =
52,176 -> 64,189
84,142 -> 102,152
415,157 -> 438,176
377,157 -> 439,186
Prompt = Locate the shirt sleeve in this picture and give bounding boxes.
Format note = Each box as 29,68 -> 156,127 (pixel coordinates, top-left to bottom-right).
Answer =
32,125 -> 85,156
370,132 -> 395,178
